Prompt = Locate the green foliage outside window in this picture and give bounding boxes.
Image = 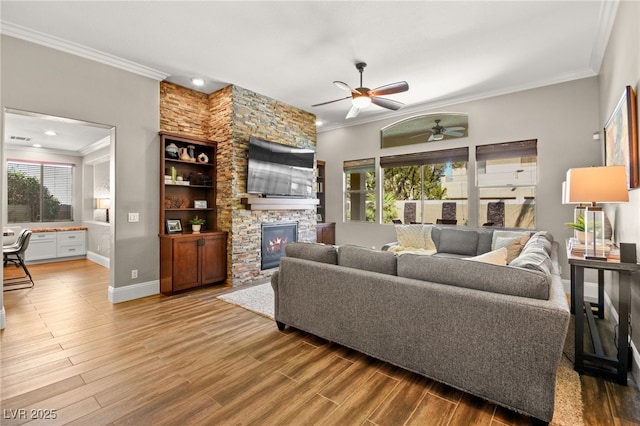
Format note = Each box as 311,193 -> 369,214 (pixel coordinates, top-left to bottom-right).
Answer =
8,170 -> 61,222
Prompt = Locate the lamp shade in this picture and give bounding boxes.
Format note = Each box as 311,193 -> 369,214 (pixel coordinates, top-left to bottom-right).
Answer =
96,198 -> 111,209
565,165 -> 629,205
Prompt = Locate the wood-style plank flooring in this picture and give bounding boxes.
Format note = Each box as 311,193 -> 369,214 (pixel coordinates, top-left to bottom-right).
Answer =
1,259 -> 639,425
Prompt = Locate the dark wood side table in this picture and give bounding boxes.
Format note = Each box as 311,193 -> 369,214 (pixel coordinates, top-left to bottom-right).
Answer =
567,243 -> 639,385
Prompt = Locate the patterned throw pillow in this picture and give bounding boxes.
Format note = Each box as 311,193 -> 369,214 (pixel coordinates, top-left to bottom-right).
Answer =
395,224 -> 436,251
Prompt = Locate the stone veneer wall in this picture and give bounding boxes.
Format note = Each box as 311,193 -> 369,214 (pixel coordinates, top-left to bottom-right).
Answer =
160,81 -> 317,286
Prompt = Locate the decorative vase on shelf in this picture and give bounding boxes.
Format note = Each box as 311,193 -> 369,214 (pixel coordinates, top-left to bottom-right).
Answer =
192,224 -> 201,233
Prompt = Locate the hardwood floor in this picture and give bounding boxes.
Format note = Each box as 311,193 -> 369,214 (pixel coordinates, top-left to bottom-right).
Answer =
1,259 -> 639,425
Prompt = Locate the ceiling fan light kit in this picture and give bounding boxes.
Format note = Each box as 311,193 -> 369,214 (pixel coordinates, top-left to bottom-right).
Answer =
312,62 -> 409,119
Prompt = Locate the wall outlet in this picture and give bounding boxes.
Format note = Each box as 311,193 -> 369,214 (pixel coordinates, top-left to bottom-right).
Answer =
131,269 -> 138,279
128,212 -> 139,222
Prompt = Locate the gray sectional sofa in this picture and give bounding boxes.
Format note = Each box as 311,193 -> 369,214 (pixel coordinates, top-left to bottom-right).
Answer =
271,227 -> 570,423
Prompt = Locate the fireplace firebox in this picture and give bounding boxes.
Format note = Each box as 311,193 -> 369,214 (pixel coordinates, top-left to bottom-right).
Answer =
261,221 -> 298,270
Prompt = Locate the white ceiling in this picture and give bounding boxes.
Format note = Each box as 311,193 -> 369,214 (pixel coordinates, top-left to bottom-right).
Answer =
1,0 -> 617,151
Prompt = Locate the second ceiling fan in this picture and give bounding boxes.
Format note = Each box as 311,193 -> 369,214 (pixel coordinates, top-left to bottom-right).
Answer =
312,62 -> 409,119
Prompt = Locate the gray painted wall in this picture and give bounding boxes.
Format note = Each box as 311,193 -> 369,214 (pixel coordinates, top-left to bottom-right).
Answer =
317,77 -> 602,274
598,0 -> 640,363
1,36 -> 160,296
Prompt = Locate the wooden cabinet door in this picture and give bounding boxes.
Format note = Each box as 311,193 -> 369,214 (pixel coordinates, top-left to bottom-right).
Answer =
200,233 -> 227,284
172,237 -> 200,291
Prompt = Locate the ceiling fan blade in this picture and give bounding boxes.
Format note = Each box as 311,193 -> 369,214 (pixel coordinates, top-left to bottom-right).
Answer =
428,134 -> 435,142
311,96 -> 351,107
410,132 -> 432,139
445,126 -> 465,131
369,81 -> 409,96
334,81 -> 361,97
371,96 -> 405,111
443,130 -> 464,137
346,105 -> 360,119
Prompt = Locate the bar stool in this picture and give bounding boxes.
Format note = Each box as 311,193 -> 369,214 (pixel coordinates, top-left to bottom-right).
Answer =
3,229 -> 34,290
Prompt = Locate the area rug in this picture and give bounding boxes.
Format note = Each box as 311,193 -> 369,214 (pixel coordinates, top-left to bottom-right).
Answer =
217,282 -> 274,320
217,283 -> 583,425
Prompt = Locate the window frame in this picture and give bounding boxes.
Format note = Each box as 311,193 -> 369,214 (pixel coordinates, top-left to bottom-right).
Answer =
7,159 -> 75,223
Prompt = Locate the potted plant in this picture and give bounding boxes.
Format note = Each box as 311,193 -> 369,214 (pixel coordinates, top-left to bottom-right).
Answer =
189,216 -> 205,233
565,214 -> 590,242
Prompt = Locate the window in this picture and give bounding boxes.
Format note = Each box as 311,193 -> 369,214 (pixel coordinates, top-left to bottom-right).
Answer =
7,160 -> 74,223
476,140 -> 537,229
381,148 -> 469,225
344,158 -> 376,222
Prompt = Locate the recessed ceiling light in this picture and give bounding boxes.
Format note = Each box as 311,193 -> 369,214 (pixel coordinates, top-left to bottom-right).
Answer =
32,144 -> 42,148
44,130 -> 57,136
191,78 -> 205,86
316,120 -> 323,126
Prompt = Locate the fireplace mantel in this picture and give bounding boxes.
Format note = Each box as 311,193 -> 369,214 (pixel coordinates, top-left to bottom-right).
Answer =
241,197 -> 319,211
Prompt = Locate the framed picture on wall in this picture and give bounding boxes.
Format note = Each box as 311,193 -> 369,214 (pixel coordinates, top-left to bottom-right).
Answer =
604,85 -> 639,189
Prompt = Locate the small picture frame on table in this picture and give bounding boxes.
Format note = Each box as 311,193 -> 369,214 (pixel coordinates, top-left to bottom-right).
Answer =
165,219 -> 183,234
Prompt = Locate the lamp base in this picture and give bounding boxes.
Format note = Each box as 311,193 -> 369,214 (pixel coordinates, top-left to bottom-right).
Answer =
584,254 -> 607,261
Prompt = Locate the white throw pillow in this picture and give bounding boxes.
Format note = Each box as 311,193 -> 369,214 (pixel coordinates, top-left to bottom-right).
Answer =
396,225 -> 427,249
422,225 -> 436,251
466,247 -> 508,265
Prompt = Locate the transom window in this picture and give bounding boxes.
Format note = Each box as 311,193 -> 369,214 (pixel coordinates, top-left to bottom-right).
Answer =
7,160 -> 74,223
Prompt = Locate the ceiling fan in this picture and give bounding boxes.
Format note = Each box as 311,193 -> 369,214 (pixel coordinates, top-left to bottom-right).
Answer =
413,119 -> 466,142
312,62 -> 409,119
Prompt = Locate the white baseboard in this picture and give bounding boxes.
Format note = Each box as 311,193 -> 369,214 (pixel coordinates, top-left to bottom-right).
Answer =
0,306 -> 5,330
108,280 -> 159,303
562,278 -> 640,382
87,251 -> 110,268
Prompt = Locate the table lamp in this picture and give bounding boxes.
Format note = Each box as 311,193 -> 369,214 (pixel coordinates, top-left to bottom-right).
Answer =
96,198 -> 111,223
565,165 -> 628,260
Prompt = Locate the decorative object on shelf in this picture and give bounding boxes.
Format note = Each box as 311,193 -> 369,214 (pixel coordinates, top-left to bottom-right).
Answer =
189,216 -> 205,233
565,165 -> 629,260
179,147 -> 195,162
604,85 -> 638,188
165,143 -> 179,159
194,200 -> 207,209
197,152 -> 209,164
96,198 -> 111,223
187,145 -> 195,160
165,196 -> 189,209
166,219 -> 182,234
189,172 -> 213,186
171,166 -> 177,184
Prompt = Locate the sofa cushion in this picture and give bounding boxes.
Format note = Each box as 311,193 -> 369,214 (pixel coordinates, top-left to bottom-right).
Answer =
397,254 -> 550,300
436,228 -> 479,256
338,245 -> 397,275
466,247 -> 508,265
285,242 -> 337,264
476,229 -> 494,255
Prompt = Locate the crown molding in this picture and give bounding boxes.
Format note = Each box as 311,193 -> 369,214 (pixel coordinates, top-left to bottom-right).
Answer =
0,21 -> 169,81
589,0 -> 620,74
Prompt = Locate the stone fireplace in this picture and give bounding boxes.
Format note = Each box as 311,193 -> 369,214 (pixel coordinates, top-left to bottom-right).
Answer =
160,81 -> 317,287
261,221 -> 298,270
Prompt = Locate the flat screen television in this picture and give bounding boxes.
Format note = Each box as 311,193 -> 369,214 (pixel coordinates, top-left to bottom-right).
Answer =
247,136 -> 315,198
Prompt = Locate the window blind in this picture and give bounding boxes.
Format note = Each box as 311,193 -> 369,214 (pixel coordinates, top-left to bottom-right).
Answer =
476,139 -> 537,161
379,147 -> 469,168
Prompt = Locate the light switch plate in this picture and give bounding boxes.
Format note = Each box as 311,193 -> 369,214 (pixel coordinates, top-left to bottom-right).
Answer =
128,212 -> 139,222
